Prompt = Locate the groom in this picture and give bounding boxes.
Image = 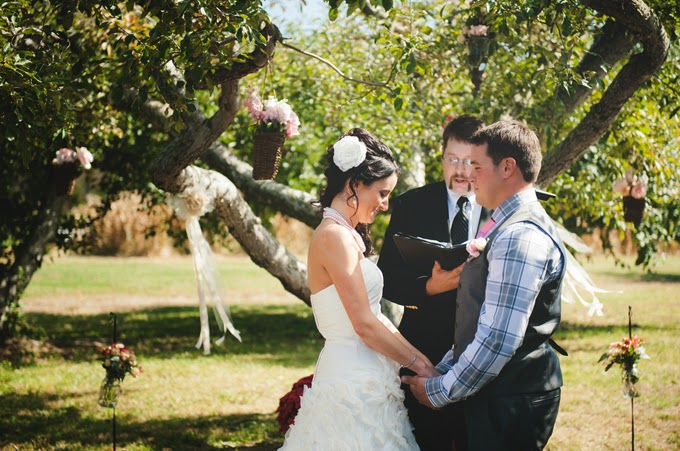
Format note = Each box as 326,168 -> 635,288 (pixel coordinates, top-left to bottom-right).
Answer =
402,119 -> 567,450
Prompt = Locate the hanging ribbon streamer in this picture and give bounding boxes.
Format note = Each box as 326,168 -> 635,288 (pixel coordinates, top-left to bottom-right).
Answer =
170,188 -> 241,354
554,222 -> 620,317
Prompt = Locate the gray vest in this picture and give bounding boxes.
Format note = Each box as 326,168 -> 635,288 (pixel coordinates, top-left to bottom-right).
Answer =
454,201 -> 565,395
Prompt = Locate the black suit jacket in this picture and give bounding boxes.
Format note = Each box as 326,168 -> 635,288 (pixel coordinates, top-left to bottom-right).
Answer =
377,181 -> 491,364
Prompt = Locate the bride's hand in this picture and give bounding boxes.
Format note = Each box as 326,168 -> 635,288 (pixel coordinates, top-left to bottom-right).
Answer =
412,356 -> 439,378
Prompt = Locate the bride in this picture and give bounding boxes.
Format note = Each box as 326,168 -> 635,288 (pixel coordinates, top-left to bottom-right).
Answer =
280,128 -> 437,450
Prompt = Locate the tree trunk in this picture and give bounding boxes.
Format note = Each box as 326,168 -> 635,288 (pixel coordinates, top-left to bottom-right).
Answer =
0,190 -> 67,341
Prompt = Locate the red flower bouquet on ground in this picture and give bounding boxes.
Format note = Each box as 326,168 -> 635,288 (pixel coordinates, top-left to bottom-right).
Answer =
275,374 -> 313,434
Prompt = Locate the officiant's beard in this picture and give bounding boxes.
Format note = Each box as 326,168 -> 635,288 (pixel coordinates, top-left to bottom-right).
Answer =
448,175 -> 472,196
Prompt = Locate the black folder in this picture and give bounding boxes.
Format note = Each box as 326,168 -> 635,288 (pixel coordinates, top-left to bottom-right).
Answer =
393,233 -> 469,274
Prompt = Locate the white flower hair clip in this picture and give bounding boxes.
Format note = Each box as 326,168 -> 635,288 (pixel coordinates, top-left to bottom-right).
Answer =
466,238 -> 488,259
333,135 -> 367,172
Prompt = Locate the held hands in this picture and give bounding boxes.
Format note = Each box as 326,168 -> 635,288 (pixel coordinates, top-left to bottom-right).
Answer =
411,354 -> 439,378
401,375 -> 438,409
425,261 -> 465,296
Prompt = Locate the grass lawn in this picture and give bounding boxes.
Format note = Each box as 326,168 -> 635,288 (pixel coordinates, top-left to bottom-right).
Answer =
1,254 -> 679,450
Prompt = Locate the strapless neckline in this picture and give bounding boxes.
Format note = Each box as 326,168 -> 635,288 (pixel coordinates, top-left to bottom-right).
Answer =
310,258 -> 375,298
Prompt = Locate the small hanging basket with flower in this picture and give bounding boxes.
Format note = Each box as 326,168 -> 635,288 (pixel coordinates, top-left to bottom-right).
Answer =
244,90 -> 300,180
458,23 -> 493,92
613,168 -> 647,226
52,146 -> 94,196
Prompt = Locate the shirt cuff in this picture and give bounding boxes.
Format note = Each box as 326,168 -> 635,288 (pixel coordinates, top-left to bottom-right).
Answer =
435,349 -> 454,373
425,374 -> 453,408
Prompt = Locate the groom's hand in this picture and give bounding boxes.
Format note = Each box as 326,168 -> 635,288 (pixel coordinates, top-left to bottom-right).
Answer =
401,375 -> 439,410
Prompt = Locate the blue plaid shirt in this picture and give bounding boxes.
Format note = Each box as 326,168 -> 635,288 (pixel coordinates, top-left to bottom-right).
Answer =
425,189 -> 564,407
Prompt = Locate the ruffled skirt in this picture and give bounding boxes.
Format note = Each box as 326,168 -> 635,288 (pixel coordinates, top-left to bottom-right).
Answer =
279,340 -> 418,450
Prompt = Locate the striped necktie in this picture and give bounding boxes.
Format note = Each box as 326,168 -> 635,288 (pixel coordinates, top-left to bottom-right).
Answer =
450,197 -> 469,245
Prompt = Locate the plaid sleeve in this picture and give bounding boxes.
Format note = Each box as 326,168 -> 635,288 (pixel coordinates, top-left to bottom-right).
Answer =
425,374 -> 454,407
435,348 -> 454,373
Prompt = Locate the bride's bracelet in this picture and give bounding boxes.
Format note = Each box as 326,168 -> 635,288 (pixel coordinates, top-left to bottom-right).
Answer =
401,354 -> 417,369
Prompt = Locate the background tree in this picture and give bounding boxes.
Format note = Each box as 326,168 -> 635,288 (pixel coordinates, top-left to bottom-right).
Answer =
1,0 -> 677,341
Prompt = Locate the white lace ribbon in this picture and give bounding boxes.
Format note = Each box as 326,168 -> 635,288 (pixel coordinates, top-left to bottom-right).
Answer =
171,188 -> 241,354
555,222 -> 620,316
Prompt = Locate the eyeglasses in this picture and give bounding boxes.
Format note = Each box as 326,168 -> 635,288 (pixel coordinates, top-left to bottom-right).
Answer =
442,157 -> 472,168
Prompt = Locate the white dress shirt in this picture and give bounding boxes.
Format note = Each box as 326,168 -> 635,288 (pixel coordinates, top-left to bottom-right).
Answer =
446,190 -> 483,240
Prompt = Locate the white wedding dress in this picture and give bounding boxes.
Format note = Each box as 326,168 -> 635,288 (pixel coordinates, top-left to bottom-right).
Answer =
280,258 -> 419,450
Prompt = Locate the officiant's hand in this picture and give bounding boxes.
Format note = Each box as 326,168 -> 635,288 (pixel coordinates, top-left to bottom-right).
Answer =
401,375 -> 439,410
425,261 -> 464,296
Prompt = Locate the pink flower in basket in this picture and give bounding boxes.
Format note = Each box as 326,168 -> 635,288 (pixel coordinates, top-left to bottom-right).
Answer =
244,90 -> 300,137
52,146 -> 94,169
613,168 -> 647,199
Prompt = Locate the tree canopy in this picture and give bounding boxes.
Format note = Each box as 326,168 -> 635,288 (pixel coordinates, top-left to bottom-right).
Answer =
1,0 -> 678,340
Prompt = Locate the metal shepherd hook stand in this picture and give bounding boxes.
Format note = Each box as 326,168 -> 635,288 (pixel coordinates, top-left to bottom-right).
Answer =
110,312 -> 117,450
628,306 -> 635,451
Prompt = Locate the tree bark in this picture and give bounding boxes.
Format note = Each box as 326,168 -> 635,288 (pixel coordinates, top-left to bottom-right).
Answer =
556,19 -> 635,115
150,79 -> 241,194
538,0 -> 670,187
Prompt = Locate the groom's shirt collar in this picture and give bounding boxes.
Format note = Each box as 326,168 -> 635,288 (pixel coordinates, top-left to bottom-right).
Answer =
490,187 -> 538,225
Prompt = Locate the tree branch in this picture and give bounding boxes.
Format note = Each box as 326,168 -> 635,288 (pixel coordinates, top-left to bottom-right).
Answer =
280,41 -> 390,88
206,23 -> 281,87
117,85 -> 319,229
556,18 -> 635,115
538,0 -> 670,188
180,165 -> 311,304
149,78 -> 240,194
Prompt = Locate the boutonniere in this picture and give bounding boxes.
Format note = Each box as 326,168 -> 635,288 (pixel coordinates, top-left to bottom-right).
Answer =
466,238 -> 488,259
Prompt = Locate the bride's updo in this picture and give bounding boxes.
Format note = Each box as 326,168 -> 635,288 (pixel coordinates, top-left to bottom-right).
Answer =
318,128 -> 400,256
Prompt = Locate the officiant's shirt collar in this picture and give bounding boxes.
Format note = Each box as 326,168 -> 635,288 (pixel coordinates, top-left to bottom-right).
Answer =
447,189 -> 476,206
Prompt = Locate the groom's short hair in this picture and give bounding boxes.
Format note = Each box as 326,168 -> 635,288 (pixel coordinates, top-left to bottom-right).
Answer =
442,114 -> 485,149
470,119 -> 542,183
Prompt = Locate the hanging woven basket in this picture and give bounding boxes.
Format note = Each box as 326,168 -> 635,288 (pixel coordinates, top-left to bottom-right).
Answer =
252,131 -> 286,180
53,163 -> 81,196
622,195 -> 645,226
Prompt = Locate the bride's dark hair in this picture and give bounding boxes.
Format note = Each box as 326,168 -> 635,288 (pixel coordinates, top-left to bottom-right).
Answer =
318,128 -> 400,256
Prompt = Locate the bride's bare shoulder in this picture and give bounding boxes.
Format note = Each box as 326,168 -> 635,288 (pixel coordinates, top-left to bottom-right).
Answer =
312,221 -> 352,246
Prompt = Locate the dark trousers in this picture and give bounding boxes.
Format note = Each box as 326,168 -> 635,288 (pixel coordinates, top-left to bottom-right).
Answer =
464,388 -> 561,451
402,383 -> 468,451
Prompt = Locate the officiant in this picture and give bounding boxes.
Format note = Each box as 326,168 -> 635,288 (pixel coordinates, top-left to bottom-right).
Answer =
378,114 -> 490,451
